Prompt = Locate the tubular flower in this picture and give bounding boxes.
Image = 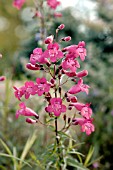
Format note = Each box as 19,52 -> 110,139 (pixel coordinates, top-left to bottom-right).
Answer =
72,118 -> 95,135
46,98 -> 66,116
76,41 -> 87,61
70,102 -> 92,119
68,78 -> 90,95
16,102 -> 39,119
62,58 -> 80,72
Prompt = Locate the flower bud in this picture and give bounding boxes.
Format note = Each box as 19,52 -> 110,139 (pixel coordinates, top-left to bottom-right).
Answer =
61,36 -> 71,42
58,24 -> 65,30
76,70 -> 88,78
0,76 -> 6,81
44,35 -> 54,44
26,63 -> 40,70
26,118 -> 38,124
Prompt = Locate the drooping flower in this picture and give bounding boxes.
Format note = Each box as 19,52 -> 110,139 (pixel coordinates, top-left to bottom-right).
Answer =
16,102 -> 39,119
34,77 -> 51,96
47,0 -> 60,9
46,98 -> 66,116
70,102 -> 92,119
68,78 -> 90,95
72,118 -> 95,135
13,0 -> 26,10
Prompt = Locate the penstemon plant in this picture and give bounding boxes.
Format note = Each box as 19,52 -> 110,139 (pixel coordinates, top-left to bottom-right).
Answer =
12,0 -> 95,169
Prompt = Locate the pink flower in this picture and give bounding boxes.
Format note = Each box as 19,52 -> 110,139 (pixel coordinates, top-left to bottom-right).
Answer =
13,86 -> 26,100
47,0 -> 60,9
24,81 -> 35,99
68,78 -> 90,95
70,102 -> 92,119
72,118 -> 95,135
76,41 -> 87,61
44,43 -> 63,62
16,102 -> 39,119
54,12 -> 62,18
58,24 -> 65,30
13,0 -> 26,10
30,48 -> 48,65
46,98 -> 66,116
62,58 -> 80,72
44,35 -> 54,44
34,77 -> 51,96
63,70 -> 76,77
26,63 -> 40,71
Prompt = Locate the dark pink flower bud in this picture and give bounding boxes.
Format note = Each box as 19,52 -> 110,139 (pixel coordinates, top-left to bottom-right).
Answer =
61,36 -> 71,42
58,24 -> 65,30
26,118 -> 38,124
44,35 -> 54,44
76,70 -> 88,78
54,12 -> 62,18
35,11 -> 42,18
26,63 -> 40,70
0,76 -> 6,81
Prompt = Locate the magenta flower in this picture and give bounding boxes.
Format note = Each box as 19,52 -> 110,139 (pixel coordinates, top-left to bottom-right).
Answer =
46,98 -> 66,116
47,0 -> 60,9
30,48 -> 48,65
44,43 -> 63,62
24,81 -> 35,99
58,24 -> 65,30
13,0 -> 25,10
13,86 -> 26,101
68,78 -> 90,95
34,77 -> 51,96
70,102 -> 92,119
76,41 -> 87,61
72,118 -> 95,135
16,102 -> 39,119
62,58 -> 80,72
54,12 -> 62,18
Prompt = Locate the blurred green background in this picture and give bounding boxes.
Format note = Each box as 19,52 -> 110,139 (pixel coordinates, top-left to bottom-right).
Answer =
0,0 -> 113,169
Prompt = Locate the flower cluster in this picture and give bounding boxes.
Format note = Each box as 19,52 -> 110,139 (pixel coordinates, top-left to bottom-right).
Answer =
14,24 -> 95,135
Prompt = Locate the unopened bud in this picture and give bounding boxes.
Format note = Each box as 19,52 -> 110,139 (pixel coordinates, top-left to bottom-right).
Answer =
0,76 -> 6,81
61,36 -> 71,42
58,24 -> 65,30
76,70 -> 88,78
68,106 -> 72,110
44,35 -> 54,44
63,114 -> 66,121
26,118 -> 38,124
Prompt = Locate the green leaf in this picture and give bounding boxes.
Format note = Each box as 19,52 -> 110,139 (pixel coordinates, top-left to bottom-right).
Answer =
0,138 -> 12,155
84,146 -> 94,167
0,153 -> 32,168
67,157 -> 89,170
